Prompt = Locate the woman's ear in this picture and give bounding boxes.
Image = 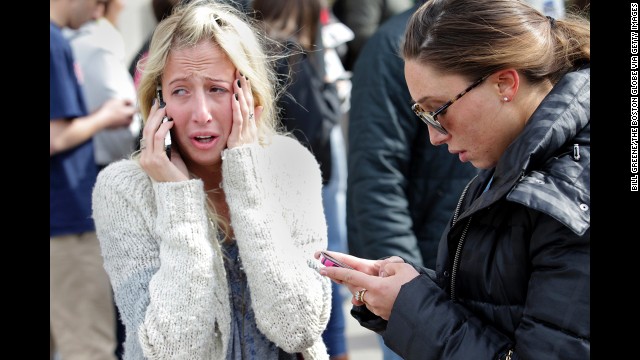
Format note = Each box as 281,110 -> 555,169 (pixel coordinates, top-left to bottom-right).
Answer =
493,69 -> 519,102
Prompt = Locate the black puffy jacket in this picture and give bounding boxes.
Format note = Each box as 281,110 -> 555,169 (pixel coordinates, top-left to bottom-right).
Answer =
373,67 -> 590,360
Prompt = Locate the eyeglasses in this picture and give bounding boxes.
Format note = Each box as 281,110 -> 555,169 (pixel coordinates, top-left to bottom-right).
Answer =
411,74 -> 490,135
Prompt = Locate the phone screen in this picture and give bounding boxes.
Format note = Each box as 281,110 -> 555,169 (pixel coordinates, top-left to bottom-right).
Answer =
320,251 -> 354,270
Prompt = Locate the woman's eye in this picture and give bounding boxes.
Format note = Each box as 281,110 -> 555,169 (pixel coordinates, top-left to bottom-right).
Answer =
210,86 -> 227,94
173,89 -> 187,96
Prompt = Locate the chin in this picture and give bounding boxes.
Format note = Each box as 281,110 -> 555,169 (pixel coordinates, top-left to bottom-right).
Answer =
471,159 -> 497,170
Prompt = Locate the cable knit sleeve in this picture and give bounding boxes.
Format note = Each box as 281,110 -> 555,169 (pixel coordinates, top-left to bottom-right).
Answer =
221,135 -> 332,355
92,160 -> 229,360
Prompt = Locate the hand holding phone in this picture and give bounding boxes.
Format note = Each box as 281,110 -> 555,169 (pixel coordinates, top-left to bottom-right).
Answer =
319,251 -> 354,270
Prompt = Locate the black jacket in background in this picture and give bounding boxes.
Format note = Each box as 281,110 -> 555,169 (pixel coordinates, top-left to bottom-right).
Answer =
276,44 -> 341,184
347,4 -> 477,268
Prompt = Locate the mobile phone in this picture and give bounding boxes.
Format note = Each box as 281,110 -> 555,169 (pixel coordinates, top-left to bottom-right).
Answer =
319,251 -> 354,270
156,85 -> 172,159
156,85 -> 166,108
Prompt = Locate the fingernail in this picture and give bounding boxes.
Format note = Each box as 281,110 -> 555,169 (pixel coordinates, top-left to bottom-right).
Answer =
237,79 -> 241,88
319,269 -> 327,276
234,93 -> 238,101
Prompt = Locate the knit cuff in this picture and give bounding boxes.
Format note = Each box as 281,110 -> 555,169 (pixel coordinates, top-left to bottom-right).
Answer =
152,179 -> 209,245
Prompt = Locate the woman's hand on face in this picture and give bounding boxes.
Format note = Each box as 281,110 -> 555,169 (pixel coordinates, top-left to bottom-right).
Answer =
318,255 -> 419,320
138,100 -> 189,182
227,70 -> 263,149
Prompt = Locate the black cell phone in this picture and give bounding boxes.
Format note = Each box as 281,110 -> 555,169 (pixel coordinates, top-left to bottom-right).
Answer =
156,85 -> 172,159
156,85 -> 166,108
319,251 -> 354,270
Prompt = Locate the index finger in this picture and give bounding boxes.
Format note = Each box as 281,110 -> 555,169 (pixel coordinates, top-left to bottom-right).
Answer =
319,266 -> 374,289
142,100 -> 166,141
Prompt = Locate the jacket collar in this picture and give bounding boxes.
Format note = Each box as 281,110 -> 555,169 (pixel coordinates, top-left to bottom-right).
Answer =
461,66 -> 590,217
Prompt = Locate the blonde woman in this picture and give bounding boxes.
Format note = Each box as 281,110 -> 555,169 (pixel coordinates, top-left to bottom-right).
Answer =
92,1 -> 331,359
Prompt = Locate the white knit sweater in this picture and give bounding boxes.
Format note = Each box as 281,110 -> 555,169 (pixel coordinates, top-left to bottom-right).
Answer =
92,135 -> 331,360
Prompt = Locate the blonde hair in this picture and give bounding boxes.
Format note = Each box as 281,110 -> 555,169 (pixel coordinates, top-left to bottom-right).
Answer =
403,0 -> 590,85
135,0 -> 284,242
137,0 -> 281,144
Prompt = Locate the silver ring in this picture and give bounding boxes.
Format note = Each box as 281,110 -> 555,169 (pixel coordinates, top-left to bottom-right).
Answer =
248,113 -> 254,120
354,289 -> 367,303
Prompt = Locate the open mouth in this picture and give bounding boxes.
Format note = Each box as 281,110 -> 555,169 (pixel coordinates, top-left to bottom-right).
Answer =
194,135 -> 215,143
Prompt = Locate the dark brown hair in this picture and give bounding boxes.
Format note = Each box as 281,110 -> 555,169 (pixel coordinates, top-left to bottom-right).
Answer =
402,0 -> 590,84
252,0 -> 323,52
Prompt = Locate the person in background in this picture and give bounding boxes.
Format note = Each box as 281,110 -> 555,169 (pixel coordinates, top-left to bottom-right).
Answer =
128,0 -> 181,88
65,0 -> 138,171
319,0 -> 590,359
63,1 -> 138,357
331,0 -> 414,71
252,0 -> 349,358
345,1 -> 477,359
92,1 -> 332,358
50,0 -> 135,358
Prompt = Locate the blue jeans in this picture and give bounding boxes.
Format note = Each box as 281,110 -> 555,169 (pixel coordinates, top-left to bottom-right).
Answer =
321,125 -> 349,357
322,282 -> 348,356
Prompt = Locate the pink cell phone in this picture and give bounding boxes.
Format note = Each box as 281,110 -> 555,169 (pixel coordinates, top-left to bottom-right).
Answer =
319,251 -> 354,270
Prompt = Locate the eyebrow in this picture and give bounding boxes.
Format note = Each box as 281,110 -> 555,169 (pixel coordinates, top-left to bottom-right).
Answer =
412,95 -> 440,109
167,76 -> 232,86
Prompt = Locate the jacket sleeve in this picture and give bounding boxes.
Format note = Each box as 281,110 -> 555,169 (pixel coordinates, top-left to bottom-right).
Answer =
221,138 -> 332,354
92,161 -> 227,359
383,214 -> 590,360
347,26 -> 424,264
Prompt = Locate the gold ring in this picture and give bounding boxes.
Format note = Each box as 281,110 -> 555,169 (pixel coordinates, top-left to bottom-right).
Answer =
354,289 -> 367,303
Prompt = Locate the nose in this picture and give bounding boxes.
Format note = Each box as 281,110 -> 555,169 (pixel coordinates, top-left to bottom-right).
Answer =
192,91 -> 212,124
428,126 -> 448,146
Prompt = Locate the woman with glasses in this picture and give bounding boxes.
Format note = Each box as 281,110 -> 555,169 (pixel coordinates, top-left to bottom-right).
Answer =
316,0 -> 590,359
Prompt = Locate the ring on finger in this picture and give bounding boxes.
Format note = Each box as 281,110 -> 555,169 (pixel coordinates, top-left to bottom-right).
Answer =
248,113 -> 254,121
354,289 -> 367,303
140,138 -> 147,150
